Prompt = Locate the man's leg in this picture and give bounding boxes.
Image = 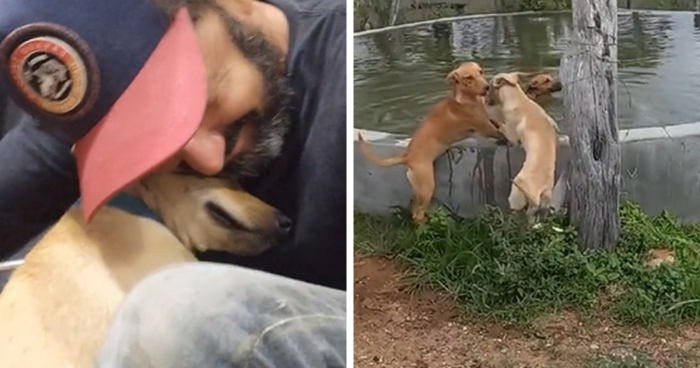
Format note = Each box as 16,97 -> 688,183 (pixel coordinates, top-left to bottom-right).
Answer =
95,262 -> 347,368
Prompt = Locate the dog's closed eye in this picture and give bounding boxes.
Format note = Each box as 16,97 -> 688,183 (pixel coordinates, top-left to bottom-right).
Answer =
205,201 -> 249,232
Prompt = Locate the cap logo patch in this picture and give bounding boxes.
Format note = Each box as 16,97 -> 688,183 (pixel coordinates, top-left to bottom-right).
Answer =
0,23 -> 100,122
10,36 -> 87,114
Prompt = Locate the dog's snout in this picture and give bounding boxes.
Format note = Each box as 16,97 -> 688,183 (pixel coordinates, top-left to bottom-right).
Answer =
484,84 -> 490,91
551,80 -> 563,92
275,212 -> 292,234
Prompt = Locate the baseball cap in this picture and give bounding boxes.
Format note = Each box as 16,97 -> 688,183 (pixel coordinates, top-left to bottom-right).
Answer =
0,0 -> 207,223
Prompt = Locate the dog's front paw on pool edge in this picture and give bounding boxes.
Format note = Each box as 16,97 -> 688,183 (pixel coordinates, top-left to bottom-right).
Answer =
495,138 -> 513,147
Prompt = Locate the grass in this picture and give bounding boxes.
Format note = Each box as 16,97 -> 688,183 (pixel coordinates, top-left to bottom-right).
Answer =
354,202 -> 700,326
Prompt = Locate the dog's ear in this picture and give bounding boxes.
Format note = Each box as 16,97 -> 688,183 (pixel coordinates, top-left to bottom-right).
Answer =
493,76 -> 509,89
494,74 -> 518,89
523,79 -> 536,91
492,76 -> 501,88
446,71 -> 459,85
504,74 -> 519,87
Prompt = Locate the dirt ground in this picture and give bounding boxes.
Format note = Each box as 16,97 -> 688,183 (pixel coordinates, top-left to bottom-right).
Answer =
354,256 -> 700,368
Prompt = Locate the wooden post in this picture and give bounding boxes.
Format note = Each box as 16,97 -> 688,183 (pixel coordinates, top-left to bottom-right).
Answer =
560,0 -> 621,250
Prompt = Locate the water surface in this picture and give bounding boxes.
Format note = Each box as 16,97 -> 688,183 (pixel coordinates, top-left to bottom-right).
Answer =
354,12 -> 700,134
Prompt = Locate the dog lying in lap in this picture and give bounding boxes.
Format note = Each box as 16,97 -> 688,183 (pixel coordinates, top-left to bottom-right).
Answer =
0,172 -> 289,368
487,72 -> 559,225
358,61 -> 507,224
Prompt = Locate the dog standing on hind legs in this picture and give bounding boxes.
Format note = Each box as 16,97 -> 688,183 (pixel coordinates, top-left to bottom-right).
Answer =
358,62 -> 506,224
487,72 -> 559,225
485,71 -> 564,135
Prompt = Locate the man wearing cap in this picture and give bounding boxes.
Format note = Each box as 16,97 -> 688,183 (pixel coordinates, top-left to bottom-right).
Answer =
0,0 -> 346,366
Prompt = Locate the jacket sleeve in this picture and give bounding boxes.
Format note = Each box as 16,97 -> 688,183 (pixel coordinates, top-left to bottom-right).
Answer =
288,16 -> 347,289
0,98 -> 80,260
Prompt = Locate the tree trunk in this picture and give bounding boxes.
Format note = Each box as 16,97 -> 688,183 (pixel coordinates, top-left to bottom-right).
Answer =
389,0 -> 401,26
560,0 -> 621,250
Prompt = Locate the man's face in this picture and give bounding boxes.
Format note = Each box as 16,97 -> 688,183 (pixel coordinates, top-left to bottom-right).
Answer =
161,3 -> 292,181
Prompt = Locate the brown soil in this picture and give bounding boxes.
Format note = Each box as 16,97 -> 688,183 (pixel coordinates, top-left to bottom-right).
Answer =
354,256 -> 700,368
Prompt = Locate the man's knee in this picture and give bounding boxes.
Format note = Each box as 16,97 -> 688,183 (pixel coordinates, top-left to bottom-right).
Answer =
97,263 -> 270,367
119,262 -> 345,318
96,263 -> 346,367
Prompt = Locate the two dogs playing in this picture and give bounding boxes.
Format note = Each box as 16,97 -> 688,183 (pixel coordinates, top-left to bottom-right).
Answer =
358,62 -> 562,225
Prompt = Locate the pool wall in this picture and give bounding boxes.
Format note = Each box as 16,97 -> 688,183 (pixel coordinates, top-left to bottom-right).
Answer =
354,123 -> 700,222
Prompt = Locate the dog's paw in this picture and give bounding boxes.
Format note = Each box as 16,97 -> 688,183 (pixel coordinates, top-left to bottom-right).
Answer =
412,212 -> 427,225
495,138 -> 512,147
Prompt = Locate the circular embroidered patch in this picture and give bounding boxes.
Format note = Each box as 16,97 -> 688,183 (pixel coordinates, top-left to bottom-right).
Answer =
9,36 -> 87,114
0,23 -> 99,122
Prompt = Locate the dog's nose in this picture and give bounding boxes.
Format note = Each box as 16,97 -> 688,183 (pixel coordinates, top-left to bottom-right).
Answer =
484,84 -> 490,91
275,212 -> 293,234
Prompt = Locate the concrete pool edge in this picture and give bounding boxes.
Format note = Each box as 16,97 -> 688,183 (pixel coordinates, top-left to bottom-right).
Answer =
354,120 -> 700,145
354,121 -> 700,222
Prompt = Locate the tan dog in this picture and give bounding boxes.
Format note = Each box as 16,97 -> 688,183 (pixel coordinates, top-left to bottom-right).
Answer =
524,73 -> 562,101
0,172 -> 289,368
486,71 -> 562,134
358,62 -> 506,223
488,72 -> 559,225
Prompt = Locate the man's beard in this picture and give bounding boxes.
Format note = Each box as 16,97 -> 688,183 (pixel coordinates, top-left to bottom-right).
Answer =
180,3 -> 293,181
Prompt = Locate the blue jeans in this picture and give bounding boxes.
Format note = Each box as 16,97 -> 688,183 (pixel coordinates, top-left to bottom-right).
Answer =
95,263 -> 347,368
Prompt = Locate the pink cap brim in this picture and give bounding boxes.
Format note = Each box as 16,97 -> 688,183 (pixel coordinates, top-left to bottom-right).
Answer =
73,8 -> 207,223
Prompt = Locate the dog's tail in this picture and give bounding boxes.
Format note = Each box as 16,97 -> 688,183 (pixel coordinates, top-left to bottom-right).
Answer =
357,133 -> 406,167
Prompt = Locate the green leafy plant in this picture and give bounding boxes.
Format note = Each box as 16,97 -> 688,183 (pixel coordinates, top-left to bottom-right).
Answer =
355,201 -> 700,326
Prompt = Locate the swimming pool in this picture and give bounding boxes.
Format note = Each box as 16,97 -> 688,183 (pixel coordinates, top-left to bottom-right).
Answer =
354,11 -> 700,134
